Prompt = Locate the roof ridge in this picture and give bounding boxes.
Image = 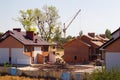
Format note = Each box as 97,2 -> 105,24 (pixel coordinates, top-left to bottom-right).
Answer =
77,38 -> 91,47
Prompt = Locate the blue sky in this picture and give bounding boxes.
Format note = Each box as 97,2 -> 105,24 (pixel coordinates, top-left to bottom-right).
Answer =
0,0 -> 120,36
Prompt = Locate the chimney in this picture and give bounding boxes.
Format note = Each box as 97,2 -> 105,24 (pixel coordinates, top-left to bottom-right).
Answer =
99,34 -> 106,38
88,33 -> 95,37
26,31 -> 34,40
0,33 -> 3,39
13,28 -> 21,32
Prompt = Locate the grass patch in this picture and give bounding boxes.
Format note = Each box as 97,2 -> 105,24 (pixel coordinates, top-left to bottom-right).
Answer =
0,75 -> 45,80
0,75 -> 56,80
85,68 -> 120,80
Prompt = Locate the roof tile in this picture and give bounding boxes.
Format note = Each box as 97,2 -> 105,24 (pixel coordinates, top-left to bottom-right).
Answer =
0,30 -> 50,46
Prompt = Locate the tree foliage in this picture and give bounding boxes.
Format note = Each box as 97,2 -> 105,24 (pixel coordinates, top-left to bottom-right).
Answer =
57,35 -> 74,49
52,27 -> 62,42
18,5 -> 61,42
19,9 -> 35,31
17,5 -> 76,49
79,30 -> 83,37
105,29 -> 112,39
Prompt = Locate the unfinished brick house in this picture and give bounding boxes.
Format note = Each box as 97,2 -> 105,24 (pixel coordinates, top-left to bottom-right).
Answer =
63,33 -> 109,64
81,33 -> 109,60
0,28 -> 52,65
63,38 -> 91,64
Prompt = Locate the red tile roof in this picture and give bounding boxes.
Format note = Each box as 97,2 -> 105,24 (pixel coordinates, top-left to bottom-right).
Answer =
96,35 -> 109,42
82,35 -> 100,41
81,34 -> 109,47
0,30 -> 50,46
91,41 -> 104,46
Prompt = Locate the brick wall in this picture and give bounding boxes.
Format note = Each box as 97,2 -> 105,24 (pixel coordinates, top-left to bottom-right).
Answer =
63,39 -> 90,63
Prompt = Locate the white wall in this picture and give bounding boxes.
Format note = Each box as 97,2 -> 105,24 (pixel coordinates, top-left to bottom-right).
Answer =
112,31 -> 120,39
0,48 -> 9,64
106,52 -> 120,70
11,48 -> 30,64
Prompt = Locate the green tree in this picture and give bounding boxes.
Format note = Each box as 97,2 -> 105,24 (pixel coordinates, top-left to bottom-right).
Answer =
52,27 -> 62,42
79,30 -> 83,37
43,5 -> 60,41
33,8 -> 46,39
66,35 -> 74,42
18,9 -> 35,31
17,5 -> 61,42
105,29 -> 112,39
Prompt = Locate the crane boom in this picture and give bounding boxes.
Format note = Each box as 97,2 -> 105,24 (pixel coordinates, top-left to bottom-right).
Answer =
63,9 -> 81,38
66,9 -> 81,30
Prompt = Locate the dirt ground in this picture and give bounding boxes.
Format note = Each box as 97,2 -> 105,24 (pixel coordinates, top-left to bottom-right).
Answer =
17,64 -> 100,73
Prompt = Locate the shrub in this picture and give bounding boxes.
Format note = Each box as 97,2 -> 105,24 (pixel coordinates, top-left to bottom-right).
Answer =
85,68 -> 120,80
3,62 -> 12,67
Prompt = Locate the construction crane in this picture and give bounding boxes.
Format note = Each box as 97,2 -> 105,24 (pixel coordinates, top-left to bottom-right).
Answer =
63,9 -> 81,38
